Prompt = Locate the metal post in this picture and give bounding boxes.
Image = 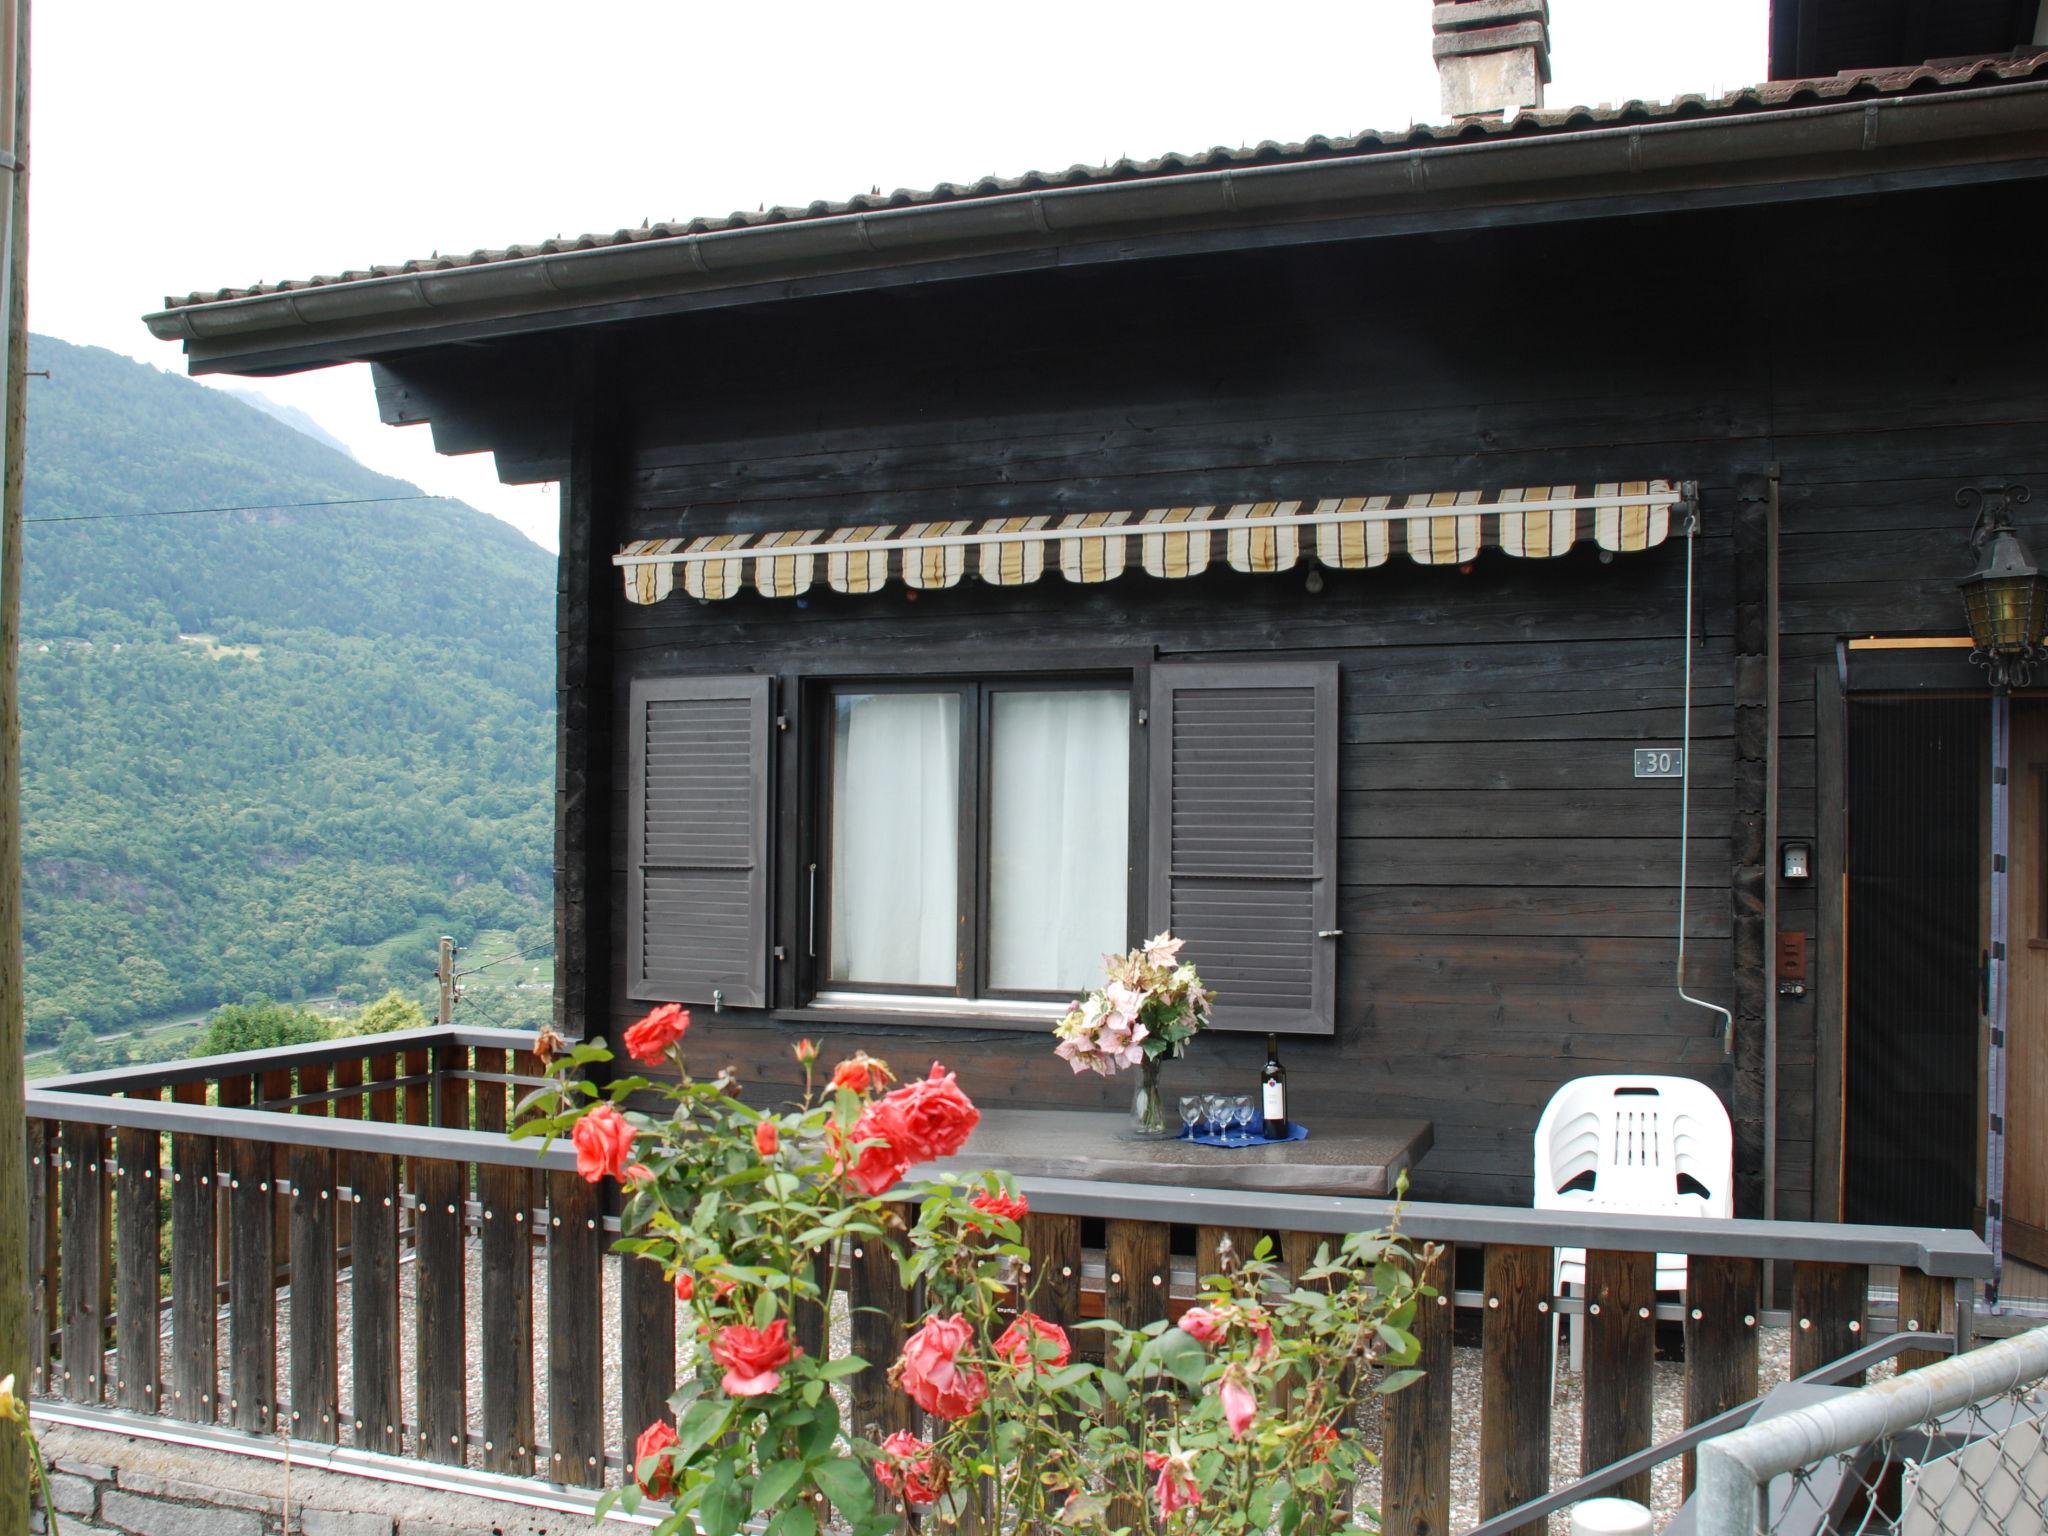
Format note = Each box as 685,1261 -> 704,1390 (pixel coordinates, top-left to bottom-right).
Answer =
437,936 -> 455,1027
1985,696 -> 2010,1309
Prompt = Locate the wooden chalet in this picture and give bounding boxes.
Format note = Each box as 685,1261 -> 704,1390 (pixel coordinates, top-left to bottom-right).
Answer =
142,0 -> 2048,1270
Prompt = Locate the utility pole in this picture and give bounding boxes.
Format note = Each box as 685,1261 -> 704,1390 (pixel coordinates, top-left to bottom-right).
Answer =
437,936 -> 455,1026
0,1 -> 33,1530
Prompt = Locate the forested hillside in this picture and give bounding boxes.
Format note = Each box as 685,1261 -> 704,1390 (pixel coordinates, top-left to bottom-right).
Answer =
18,335 -> 555,1045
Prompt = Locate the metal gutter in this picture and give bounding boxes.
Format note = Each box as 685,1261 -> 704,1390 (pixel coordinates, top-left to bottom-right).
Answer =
143,79 -> 2048,375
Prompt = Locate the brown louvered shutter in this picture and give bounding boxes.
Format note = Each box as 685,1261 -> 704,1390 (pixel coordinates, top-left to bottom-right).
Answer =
1148,661 -> 1338,1035
627,675 -> 772,1007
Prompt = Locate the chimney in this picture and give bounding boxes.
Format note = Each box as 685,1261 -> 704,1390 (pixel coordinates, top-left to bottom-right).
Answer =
1432,0 -> 1551,120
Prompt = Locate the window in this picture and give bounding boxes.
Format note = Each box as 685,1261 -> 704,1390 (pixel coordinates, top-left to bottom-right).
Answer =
819,681 -> 1131,1001
624,660 -> 1340,1033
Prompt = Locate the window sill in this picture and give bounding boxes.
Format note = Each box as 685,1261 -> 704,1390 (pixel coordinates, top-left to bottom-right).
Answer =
776,992 -> 1067,1033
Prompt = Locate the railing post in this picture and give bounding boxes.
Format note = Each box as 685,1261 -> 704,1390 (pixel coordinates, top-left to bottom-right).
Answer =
548,1167 -> 605,1487
350,1147 -> 402,1453
288,1144 -> 339,1441
848,1209 -> 916,1450
228,1125 -> 276,1432
414,1156 -> 469,1465
60,1121 -> 109,1404
168,1082 -> 215,1423
1895,1267 -> 1948,1372
620,1240 -> 676,1453
114,1088 -> 162,1414
1790,1261 -> 1868,1382
473,1045 -> 536,1476
25,1116 -> 53,1397
1582,1249 -> 1656,1505
1682,1254 -> 1760,1494
1383,1242 -> 1455,1536
1479,1243 -> 1552,1536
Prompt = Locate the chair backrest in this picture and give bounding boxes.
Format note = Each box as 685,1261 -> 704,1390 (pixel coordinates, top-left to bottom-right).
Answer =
1533,1074 -> 1733,1218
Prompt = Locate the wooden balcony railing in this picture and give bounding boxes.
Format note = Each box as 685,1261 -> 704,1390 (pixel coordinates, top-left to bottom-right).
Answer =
23,1027 -> 1996,1535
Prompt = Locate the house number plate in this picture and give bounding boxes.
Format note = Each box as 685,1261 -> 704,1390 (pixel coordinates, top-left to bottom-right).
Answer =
1633,748 -> 1685,778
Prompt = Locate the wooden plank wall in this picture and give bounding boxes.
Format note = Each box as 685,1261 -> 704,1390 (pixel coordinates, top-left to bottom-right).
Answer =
506,178 -> 2047,1212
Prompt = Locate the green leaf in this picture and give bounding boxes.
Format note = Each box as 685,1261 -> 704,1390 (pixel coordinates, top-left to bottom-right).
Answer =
700,1473 -> 746,1536
1134,1328 -> 1210,1392
1101,1369 -> 1130,1403
809,1456 -> 875,1518
676,1398 -> 734,1460
813,1356 -> 866,1381
595,1488 -> 623,1520
797,1394 -> 840,1461
1375,1367 -> 1426,1396
752,1458 -> 807,1514
767,1506 -> 817,1536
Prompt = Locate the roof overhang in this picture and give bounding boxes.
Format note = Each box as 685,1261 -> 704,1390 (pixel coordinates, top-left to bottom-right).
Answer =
145,78 -> 2048,379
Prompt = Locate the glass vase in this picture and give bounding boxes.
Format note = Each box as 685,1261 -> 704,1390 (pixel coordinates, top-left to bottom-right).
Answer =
1128,1054 -> 1173,1140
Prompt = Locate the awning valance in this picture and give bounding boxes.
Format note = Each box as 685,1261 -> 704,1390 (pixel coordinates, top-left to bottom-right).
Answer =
615,480 -> 1686,604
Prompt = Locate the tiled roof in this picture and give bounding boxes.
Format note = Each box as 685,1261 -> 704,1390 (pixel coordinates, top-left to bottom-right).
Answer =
162,48 -> 2048,312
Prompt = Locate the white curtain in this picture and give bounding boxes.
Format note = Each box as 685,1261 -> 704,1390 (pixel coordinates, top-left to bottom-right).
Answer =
829,693 -> 960,986
989,690 -> 1129,992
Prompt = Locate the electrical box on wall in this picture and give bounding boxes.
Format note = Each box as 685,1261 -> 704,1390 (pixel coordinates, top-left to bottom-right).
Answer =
1776,930 -> 1809,997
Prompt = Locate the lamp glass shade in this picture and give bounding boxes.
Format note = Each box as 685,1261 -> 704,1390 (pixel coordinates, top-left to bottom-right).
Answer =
1960,528 -> 2048,654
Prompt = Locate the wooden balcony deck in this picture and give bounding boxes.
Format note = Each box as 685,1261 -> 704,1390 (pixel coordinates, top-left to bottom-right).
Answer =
22,1026 -> 1996,1536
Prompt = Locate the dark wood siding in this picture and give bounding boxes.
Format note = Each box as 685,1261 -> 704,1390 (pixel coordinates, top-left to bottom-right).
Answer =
530,177 -> 2048,1209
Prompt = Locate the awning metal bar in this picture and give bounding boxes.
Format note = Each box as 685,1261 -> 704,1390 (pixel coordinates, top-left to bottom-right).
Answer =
612,487 -> 1688,568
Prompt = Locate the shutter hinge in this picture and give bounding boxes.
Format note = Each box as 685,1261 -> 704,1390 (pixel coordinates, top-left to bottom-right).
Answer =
1137,709 -> 1148,727
712,989 -> 724,1013
1990,1113 -> 2003,1134
1995,765 -> 2008,786
1994,853 -> 2008,873
772,945 -> 787,963
1988,1198 -> 2002,1219
776,714 -> 789,732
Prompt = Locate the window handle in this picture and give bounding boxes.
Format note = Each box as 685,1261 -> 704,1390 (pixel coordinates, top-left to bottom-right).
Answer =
1317,929 -> 1344,939
808,863 -> 819,958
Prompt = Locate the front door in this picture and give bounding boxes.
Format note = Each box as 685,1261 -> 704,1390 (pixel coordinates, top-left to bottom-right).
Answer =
2003,703 -> 2048,1273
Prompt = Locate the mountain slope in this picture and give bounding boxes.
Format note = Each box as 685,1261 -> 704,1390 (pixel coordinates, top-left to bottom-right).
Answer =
19,335 -> 555,1041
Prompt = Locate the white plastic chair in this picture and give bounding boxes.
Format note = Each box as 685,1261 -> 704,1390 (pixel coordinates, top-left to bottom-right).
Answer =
1534,1074 -> 1732,1386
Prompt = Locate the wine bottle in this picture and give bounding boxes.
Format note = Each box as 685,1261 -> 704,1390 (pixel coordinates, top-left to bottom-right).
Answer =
1261,1033 -> 1290,1139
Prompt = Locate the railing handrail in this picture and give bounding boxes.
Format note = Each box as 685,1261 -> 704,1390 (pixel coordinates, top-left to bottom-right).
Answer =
33,1024 -> 536,1095
24,1083 -> 1996,1277
1693,1324 -> 2048,1536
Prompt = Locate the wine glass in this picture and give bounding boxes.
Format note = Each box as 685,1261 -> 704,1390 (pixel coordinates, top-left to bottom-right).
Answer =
1178,1095 -> 1204,1139
1203,1093 -> 1229,1141
1233,1095 -> 1258,1144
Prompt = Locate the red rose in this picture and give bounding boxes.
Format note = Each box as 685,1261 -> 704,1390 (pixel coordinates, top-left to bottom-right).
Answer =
794,1038 -> 819,1066
874,1430 -> 947,1506
1307,1423 -> 1340,1463
882,1063 -> 980,1161
894,1313 -> 988,1421
710,1319 -> 798,1397
968,1189 -> 1028,1225
835,1099 -> 912,1196
830,1052 -> 894,1094
755,1119 -> 779,1157
572,1103 -> 637,1183
623,1002 -> 690,1065
633,1419 -> 678,1499
992,1312 -> 1070,1372
673,1271 -> 695,1302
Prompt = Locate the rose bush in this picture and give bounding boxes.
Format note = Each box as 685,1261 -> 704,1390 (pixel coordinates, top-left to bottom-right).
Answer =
524,1005 -> 1431,1536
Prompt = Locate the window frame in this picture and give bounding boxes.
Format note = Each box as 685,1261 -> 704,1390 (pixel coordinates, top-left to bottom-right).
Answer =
804,668 -> 1141,1011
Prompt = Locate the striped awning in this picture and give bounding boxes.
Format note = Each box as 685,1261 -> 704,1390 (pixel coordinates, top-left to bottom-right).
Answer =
615,481 -> 1687,604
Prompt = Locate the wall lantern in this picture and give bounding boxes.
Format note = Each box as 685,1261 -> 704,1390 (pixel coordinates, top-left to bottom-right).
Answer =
1780,841 -> 1812,882
1958,482 -> 2044,693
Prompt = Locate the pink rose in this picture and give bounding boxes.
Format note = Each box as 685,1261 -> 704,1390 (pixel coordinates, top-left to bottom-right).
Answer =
1219,1373 -> 1257,1440
894,1313 -> 988,1421
633,1419 -> 678,1498
1145,1450 -> 1201,1515
572,1103 -> 636,1183
992,1312 -> 1070,1372
623,1003 -> 690,1065
882,1063 -> 980,1161
1179,1306 -> 1227,1344
710,1319 -> 798,1397
873,1430 -> 946,1506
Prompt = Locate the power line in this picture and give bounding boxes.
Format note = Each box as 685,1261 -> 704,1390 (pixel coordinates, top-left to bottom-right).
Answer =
455,942 -> 554,979
24,492 -> 456,525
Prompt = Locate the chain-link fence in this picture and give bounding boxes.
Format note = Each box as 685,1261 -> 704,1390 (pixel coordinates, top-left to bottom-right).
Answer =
1692,1326 -> 2048,1535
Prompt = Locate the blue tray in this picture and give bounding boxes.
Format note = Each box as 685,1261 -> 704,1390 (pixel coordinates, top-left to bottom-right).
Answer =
1178,1124 -> 1309,1148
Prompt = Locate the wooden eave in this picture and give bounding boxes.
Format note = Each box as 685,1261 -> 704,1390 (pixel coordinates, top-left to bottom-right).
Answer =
144,79 -> 2048,381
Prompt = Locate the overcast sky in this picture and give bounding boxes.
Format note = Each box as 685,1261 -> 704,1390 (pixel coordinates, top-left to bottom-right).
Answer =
29,0 -> 1767,554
